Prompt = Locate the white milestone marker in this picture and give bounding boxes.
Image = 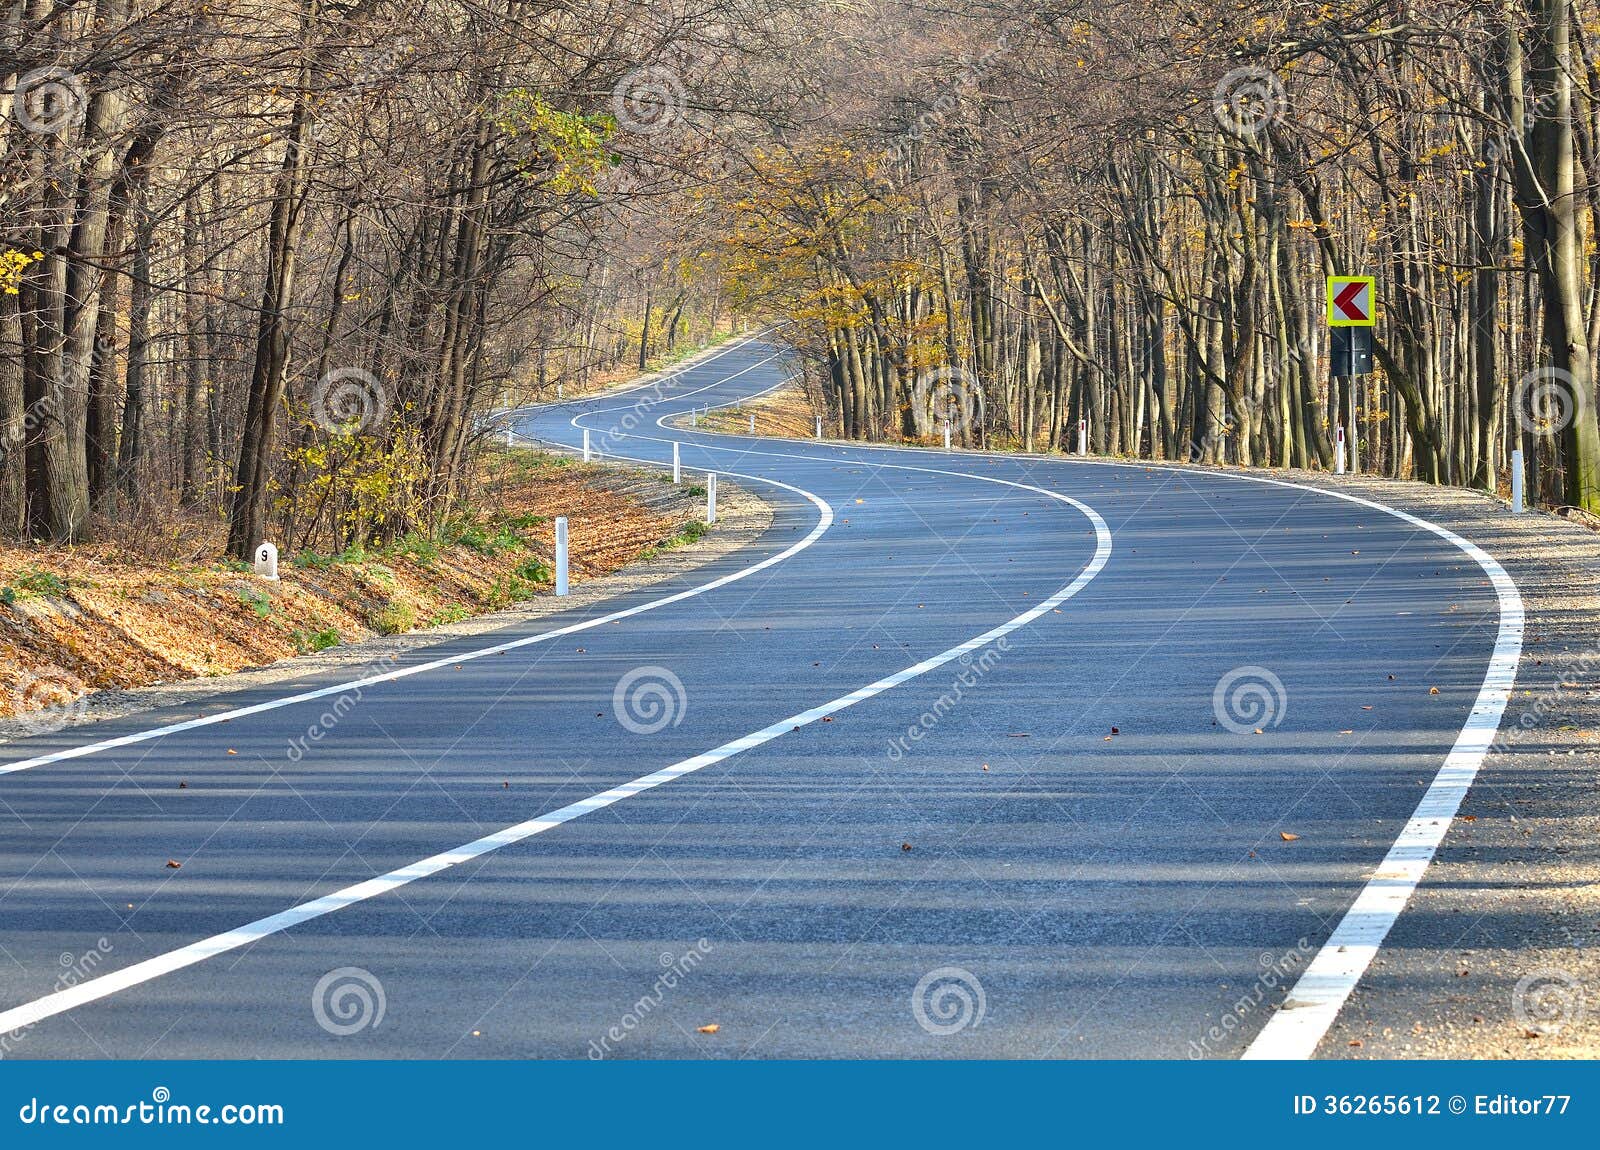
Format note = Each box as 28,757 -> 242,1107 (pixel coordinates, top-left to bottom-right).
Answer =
253,542 -> 279,581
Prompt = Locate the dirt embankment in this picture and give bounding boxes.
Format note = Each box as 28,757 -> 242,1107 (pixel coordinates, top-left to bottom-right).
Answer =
685,382 -> 817,439
0,450 -> 756,734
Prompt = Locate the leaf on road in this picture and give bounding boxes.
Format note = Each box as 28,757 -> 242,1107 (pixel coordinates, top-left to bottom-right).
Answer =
165,859 -> 182,868
1279,832 -> 1300,842
697,1024 -> 720,1034
900,842 -> 913,852
1429,686 -> 1440,695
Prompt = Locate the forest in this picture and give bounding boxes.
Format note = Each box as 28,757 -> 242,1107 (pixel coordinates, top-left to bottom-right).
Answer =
5,0 -> 1600,565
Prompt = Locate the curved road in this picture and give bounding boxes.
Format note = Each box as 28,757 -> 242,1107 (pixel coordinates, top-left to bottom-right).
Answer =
0,337 -> 1517,1059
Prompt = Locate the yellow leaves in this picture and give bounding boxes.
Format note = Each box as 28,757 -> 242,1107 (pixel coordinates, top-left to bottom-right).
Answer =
0,248 -> 42,295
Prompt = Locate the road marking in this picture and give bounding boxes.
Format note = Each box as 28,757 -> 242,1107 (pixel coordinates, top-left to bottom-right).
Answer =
624,365 -> 1522,1061
0,466 -> 832,778
0,469 -> 1111,1036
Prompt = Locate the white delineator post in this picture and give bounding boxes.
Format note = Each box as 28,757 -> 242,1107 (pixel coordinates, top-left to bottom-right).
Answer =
557,382 -> 563,399
504,422 -> 514,448
672,442 -> 681,484
554,517 -> 569,597
943,418 -> 951,450
253,542 -> 279,581
582,429 -> 591,462
1512,448 -> 1525,513
749,414 -> 756,434
1077,419 -> 1088,456
815,415 -> 823,439
706,473 -> 718,525
1335,427 -> 1347,474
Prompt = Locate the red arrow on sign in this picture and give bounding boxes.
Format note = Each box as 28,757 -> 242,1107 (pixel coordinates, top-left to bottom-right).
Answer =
1333,281 -> 1368,322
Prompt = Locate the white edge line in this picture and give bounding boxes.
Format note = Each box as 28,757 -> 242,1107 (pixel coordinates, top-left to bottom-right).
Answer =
647,376 -> 1524,1063
0,466 -> 1112,1035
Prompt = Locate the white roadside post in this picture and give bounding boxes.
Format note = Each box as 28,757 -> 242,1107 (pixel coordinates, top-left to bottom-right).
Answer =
1512,448 -> 1525,513
815,415 -> 823,439
504,422 -> 514,448
672,441 -> 682,484
943,418 -> 951,450
554,517 -> 569,597
1077,419 -> 1088,456
749,413 -> 756,434
691,408 -> 698,428
557,382 -> 563,399
706,473 -> 718,525
1335,426 -> 1347,474
253,542 -> 279,581
582,429 -> 591,462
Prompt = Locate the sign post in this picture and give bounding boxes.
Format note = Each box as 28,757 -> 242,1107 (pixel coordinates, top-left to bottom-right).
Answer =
1326,276 -> 1375,474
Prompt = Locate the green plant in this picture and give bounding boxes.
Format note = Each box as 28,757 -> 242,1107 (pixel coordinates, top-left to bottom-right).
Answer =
513,558 -> 552,584
372,601 -> 415,635
0,586 -> 15,607
292,626 -> 341,653
291,551 -> 334,570
237,586 -> 274,619
16,569 -> 68,596
389,532 -> 437,565
427,605 -> 471,626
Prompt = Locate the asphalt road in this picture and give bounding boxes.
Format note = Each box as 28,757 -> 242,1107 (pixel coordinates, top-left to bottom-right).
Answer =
0,337 -> 1515,1059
